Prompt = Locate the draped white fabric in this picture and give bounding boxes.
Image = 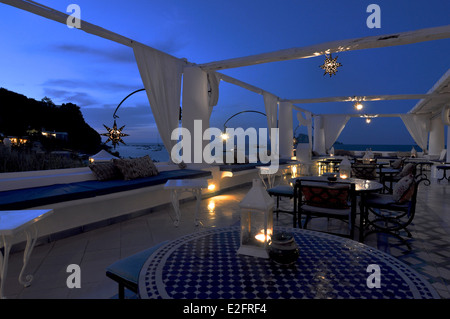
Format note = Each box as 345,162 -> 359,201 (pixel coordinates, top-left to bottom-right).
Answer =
263,92 -> 278,130
207,72 -> 220,108
297,111 -> 313,150
133,44 -> 183,158
400,114 -> 430,151
322,114 -> 350,150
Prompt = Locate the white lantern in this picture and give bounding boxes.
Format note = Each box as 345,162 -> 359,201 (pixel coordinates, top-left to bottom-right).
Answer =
237,179 -> 274,258
339,156 -> 351,179
329,146 -> 335,157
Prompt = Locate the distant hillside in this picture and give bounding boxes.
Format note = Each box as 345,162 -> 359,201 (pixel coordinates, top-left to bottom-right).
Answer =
0,88 -> 102,154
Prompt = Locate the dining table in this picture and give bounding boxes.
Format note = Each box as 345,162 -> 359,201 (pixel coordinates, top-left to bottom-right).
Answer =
138,226 -> 439,300
290,176 -> 383,242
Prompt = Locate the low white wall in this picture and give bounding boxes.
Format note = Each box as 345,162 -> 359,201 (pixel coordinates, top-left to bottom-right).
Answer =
1,162 -> 265,246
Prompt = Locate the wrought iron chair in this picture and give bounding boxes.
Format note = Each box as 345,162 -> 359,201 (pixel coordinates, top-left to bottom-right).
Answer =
361,174 -> 424,248
267,185 -> 295,227
381,162 -> 417,193
351,163 -> 378,180
294,179 -> 357,239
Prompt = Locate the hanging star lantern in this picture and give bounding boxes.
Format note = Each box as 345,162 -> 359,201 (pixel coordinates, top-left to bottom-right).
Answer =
319,53 -> 342,77
101,119 -> 129,149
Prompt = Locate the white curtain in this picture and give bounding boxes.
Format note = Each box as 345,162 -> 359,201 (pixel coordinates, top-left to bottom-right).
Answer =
400,114 -> 430,151
263,92 -> 278,131
322,114 -> 350,150
133,44 -> 183,158
297,111 -> 313,150
207,72 -> 220,108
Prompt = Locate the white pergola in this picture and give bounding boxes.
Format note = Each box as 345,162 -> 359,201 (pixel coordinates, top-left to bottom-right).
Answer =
3,0 -> 450,161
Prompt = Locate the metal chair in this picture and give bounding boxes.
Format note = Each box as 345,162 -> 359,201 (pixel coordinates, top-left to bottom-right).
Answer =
381,162 -> 417,193
267,185 -> 295,227
294,179 -> 357,239
361,175 -> 424,248
351,163 -> 378,180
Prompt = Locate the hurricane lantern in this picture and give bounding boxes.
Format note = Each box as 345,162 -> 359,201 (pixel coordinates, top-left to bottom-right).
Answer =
339,156 -> 351,179
237,179 -> 274,258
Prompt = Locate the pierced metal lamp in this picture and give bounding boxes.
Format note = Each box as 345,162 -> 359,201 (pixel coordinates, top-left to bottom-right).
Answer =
101,88 -> 145,149
319,53 -> 342,77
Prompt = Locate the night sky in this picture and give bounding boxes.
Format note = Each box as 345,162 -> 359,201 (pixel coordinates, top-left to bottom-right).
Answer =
1,0 -> 449,145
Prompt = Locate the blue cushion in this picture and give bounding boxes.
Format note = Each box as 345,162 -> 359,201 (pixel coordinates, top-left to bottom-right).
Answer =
267,185 -> 294,197
106,241 -> 168,284
0,169 -> 211,210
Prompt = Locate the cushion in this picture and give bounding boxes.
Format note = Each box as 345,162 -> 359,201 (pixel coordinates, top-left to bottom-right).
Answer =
267,185 -> 294,197
397,163 -> 415,178
113,155 -> 159,180
302,185 -> 349,209
106,241 -> 168,284
391,158 -> 403,169
351,164 -> 377,180
0,169 -> 212,210
89,161 -> 122,181
392,174 -> 415,203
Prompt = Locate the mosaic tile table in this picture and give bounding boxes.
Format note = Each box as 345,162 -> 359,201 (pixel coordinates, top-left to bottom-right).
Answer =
138,226 -> 440,299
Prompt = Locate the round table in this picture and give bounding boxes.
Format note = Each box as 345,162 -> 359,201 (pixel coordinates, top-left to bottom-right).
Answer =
138,226 -> 439,299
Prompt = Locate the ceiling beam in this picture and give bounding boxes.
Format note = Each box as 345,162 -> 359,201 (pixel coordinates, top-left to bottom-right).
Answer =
198,25 -> 450,71
285,93 -> 450,104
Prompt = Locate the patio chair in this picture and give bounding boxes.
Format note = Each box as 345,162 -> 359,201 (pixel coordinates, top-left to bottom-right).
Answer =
361,174 -> 425,248
390,157 -> 405,170
381,162 -> 416,193
294,179 -> 357,239
105,241 -> 168,299
267,185 -> 295,227
351,163 -> 378,180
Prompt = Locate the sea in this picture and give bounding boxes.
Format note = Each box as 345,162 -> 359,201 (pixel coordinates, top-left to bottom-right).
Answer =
112,142 -> 423,162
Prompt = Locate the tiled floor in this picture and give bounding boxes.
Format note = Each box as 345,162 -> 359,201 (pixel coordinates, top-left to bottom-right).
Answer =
2,176 -> 450,299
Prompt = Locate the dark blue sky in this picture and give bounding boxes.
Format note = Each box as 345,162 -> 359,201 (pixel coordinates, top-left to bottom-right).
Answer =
1,0 -> 449,144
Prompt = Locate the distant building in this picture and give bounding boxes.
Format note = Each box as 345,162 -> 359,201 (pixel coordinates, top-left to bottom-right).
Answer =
41,130 -> 69,141
6,136 -> 28,146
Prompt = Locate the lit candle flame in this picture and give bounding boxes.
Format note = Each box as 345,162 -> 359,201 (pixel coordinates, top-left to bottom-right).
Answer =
255,229 -> 272,242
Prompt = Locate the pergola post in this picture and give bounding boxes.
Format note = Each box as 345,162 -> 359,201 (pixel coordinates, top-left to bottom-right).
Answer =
313,115 -> 326,155
181,66 -> 211,164
279,102 -> 293,159
428,116 -> 445,156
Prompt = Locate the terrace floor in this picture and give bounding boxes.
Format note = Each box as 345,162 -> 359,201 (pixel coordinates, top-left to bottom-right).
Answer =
3,175 -> 450,299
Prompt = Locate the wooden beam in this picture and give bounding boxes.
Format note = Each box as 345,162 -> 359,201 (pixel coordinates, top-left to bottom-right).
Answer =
285,93 -> 450,104
217,73 -> 264,95
199,25 -> 450,71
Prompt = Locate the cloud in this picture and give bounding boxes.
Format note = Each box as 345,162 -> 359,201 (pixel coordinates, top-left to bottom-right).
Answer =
51,44 -> 136,63
43,88 -> 98,106
146,35 -> 190,56
43,78 -> 140,92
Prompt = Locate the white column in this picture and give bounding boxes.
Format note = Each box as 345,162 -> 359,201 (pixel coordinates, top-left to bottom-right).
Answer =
278,102 -> 293,159
313,115 -> 326,155
182,66 -> 211,164
428,116 -> 445,156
